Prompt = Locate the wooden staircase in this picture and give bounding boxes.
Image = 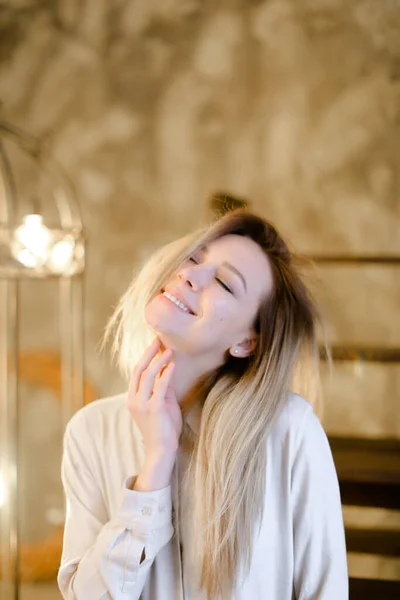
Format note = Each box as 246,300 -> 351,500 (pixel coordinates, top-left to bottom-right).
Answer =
329,436 -> 400,600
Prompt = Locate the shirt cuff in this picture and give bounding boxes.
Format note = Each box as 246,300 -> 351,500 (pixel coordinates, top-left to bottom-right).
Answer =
117,476 -> 173,535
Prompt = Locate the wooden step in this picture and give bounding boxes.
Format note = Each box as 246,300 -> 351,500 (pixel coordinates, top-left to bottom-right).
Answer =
328,436 -> 400,509
346,528 -> 400,556
349,577 -> 400,600
340,480 -> 400,509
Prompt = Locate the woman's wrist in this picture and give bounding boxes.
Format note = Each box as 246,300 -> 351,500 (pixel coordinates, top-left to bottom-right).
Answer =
133,454 -> 176,492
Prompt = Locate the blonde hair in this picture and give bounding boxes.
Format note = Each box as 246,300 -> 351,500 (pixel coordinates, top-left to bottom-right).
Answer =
105,210 -> 324,600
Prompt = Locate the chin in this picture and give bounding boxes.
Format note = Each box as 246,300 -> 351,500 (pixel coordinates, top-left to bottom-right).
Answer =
145,304 -> 187,352
145,296 -> 163,331
145,295 -> 176,336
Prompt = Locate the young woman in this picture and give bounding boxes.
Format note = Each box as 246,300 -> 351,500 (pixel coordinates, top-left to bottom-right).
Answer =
58,210 -> 348,600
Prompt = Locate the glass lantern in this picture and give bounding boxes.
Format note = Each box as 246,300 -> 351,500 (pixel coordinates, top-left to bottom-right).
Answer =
0,122 -> 86,599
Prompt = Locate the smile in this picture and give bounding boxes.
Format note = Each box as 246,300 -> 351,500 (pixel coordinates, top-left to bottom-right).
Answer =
162,291 -> 192,314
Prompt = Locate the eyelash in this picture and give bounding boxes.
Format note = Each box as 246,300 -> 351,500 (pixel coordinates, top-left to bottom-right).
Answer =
216,278 -> 233,293
188,257 -> 233,294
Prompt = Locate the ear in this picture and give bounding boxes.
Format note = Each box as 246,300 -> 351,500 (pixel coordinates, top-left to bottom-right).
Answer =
229,335 -> 257,358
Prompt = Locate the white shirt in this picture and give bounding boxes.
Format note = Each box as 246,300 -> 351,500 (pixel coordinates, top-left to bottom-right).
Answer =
58,392 -> 348,600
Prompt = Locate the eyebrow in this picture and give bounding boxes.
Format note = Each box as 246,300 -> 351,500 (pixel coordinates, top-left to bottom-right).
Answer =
222,261 -> 247,292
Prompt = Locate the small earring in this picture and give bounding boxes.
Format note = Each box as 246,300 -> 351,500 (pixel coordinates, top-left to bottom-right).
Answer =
234,348 -> 239,355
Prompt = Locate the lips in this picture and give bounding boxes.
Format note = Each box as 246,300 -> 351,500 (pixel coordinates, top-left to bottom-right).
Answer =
162,288 -> 196,315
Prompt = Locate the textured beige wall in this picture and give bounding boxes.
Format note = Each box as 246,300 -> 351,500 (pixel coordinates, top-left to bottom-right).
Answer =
0,0 -> 399,582
3,0 -> 398,435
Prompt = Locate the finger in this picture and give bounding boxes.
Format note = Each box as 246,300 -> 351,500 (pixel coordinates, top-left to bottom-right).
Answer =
151,362 -> 176,405
128,339 -> 160,395
137,349 -> 173,402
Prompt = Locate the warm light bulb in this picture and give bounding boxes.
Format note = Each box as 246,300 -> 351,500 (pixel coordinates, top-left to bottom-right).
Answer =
48,238 -> 74,273
14,214 -> 53,267
17,248 -> 39,268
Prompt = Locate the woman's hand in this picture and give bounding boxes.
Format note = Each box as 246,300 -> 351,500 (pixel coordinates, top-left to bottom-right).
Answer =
127,339 -> 182,489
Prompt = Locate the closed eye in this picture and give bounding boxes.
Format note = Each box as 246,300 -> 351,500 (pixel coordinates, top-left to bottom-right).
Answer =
189,256 -> 233,293
216,278 -> 233,294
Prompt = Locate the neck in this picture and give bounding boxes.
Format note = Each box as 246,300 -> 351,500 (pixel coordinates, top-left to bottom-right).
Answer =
175,353 -> 215,404
160,344 -> 222,404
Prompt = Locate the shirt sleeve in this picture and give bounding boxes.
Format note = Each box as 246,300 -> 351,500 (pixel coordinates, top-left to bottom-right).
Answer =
291,407 -> 349,600
57,412 -> 174,600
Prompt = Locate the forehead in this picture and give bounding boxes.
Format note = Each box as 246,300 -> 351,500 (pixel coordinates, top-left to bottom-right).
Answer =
205,234 -> 274,299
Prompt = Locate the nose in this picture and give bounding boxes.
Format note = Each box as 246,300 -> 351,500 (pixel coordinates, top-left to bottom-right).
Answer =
177,263 -> 214,291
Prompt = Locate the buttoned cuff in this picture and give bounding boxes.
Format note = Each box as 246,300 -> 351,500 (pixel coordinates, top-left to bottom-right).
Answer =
117,476 -> 173,536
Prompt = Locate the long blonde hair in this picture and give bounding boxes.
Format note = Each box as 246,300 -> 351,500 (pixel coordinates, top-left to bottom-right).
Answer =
105,210 -> 323,599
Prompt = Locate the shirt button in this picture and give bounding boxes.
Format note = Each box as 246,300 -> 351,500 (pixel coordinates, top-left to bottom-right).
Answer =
142,507 -> 152,516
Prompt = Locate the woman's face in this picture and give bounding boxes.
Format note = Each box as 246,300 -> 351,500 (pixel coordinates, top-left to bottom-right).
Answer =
145,234 -> 274,360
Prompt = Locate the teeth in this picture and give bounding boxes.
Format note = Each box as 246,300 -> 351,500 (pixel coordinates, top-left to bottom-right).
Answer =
163,291 -> 190,313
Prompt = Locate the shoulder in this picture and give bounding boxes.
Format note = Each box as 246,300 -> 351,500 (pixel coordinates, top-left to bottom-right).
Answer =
63,392 -> 146,474
271,393 -> 331,460
272,393 -> 314,441
65,392 -> 129,443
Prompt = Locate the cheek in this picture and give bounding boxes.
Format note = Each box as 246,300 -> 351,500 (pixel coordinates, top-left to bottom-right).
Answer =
200,295 -> 240,332
209,297 -> 257,334
204,294 -> 229,319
